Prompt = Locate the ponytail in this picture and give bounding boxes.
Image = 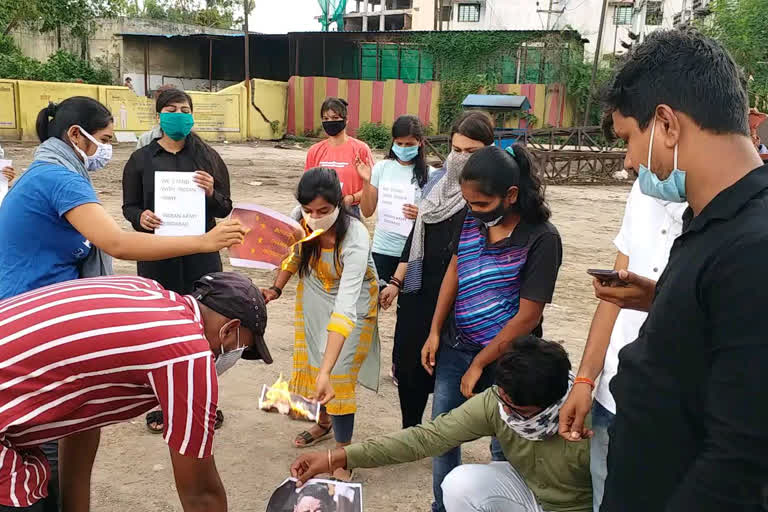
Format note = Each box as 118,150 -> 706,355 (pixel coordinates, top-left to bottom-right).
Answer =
35,97 -> 112,143
460,144 -> 551,224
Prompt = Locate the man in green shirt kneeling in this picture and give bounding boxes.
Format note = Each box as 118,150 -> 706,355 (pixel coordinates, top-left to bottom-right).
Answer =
291,336 -> 592,512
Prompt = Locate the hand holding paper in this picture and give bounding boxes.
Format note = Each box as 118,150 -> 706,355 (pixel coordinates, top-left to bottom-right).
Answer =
0,159 -> 10,206
154,172 -> 206,236
228,204 -> 306,270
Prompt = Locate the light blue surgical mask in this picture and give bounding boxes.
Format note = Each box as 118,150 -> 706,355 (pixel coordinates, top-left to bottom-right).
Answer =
392,144 -> 419,162
637,118 -> 686,203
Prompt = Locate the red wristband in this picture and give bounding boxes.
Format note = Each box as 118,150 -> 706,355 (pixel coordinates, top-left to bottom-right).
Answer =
574,377 -> 595,389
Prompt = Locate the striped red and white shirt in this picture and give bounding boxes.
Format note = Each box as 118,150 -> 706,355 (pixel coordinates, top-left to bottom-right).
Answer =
0,276 -> 218,507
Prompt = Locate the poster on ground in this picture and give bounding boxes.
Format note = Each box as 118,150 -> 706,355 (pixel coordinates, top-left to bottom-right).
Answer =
228,204 -> 306,270
266,478 -> 362,512
153,172 -> 205,236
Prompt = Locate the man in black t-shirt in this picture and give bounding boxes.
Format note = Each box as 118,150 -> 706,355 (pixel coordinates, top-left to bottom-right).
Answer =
577,30 -> 768,512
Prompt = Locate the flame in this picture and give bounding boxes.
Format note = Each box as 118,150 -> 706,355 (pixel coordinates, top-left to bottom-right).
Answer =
259,374 -> 319,422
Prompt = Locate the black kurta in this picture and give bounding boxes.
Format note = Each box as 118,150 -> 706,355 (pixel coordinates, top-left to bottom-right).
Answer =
394,207 -> 467,396
122,139 -> 232,294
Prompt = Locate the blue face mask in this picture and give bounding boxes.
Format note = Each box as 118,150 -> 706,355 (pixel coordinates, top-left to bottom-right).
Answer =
637,118 -> 686,203
391,144 -> 419,162
159,112 -> 195,141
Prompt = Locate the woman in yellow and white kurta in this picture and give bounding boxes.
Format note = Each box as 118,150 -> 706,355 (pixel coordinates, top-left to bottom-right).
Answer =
262,168 -> 380,478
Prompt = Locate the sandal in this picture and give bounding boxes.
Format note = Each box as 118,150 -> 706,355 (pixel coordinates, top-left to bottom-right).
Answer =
146,411 -> 163,434
293,423 -> 333,448
331,467 -> 355,482
214,409 -> 224,430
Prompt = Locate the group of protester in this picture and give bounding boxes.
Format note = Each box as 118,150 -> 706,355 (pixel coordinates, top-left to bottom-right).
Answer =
0,28 -> 766,512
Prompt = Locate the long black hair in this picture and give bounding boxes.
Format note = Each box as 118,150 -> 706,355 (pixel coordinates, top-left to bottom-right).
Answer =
35,96 -> 113,143
156,88 -> 226,184
461,144 -> 551,224
386,115 -> 428,188
295,167 -> 356,278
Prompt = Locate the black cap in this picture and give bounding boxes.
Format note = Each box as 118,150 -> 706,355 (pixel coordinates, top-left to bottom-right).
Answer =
192,272 -> 273,364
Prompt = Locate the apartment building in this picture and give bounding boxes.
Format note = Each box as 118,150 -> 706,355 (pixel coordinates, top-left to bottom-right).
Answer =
341,0 -> 686,58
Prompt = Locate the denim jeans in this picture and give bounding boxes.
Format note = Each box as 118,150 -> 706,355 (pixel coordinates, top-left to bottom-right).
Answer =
431,342 -> 503,512
331,413 -> 355,444
591,401 -> 614,512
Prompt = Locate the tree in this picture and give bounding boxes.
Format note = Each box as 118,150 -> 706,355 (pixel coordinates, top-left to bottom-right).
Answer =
0,0 -> 40,36
701,0 -> 768,109
138,0 -> 241,29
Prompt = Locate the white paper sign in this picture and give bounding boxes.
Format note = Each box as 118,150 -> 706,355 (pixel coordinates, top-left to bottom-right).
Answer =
154,172 -> 205,236
377,181 -> 417,237
0,160 -> 11,206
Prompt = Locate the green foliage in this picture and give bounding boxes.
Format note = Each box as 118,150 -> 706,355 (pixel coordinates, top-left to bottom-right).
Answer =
406,31 -> 583,131
138,0 -> 241,29
38,50 -> 112,83
356,122 -> 391,150
700,0 -> 768,110
0,37 -> 112,84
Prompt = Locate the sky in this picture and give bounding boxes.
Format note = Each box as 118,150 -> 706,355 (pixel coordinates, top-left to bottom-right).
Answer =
248,0 -> 325,34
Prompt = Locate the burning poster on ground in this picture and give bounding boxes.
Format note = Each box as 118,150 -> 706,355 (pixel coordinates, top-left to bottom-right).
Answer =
259,375 -> 321,423
266,478 -> 363,512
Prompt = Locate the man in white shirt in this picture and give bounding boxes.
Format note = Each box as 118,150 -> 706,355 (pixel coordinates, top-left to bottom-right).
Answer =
558,180 -> 687,511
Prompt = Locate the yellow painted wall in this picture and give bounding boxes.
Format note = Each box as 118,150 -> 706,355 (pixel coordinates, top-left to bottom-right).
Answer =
0,79 -> 264,142
246,79 -> 288,141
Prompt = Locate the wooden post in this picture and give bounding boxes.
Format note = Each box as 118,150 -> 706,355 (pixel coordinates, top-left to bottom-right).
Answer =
244,0 -> 250,88
143,39 -> 150,98
208,39 -> 213,92
583,0 -> 609,126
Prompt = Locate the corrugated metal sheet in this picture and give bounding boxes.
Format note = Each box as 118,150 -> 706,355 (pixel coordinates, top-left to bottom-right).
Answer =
462,94 -> 531,111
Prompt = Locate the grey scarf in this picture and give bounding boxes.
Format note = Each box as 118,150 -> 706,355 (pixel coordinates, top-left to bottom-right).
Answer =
402,151 -> 470,293
34,138 -> 114,278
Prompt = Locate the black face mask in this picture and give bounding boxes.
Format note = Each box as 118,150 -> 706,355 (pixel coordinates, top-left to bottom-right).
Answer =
322,120 -> 346,136
471,200 -> 508,226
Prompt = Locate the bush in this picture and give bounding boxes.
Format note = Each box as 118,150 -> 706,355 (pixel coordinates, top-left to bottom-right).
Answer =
39,51 -> 112,85
0,37 -> 112,85
356,122 -> 391,150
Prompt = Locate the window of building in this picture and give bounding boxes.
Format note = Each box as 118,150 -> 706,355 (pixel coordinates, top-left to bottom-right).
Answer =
646,1 -> 663,25
614,5 -> 633,25
457,3 -> 481,22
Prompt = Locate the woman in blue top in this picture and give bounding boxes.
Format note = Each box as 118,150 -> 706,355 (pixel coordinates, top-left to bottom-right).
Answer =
355,115 -> 430,284
424,144 -> 563,512
0,96 -> 245,300
0,96 -> 245,511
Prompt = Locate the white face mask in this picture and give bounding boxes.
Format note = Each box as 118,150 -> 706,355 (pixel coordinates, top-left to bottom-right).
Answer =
215,327 -> 244,377
301,207 -> 340,232
71,126 -> 112,172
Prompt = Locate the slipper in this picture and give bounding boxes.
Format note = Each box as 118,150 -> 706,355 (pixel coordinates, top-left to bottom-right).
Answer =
214,409 -> 224,430
146,411 -> 163,434
293,424 -> 332,448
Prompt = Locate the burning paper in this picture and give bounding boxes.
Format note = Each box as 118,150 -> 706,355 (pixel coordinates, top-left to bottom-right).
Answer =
259,375 -> 321,423
228,204 -> 306,270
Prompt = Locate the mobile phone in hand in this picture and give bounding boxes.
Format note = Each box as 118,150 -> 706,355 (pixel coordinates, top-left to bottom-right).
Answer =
587,269 -> 629,287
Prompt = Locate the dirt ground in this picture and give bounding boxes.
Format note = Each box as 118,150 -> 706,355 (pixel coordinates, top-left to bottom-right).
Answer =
1,141 -> 629,511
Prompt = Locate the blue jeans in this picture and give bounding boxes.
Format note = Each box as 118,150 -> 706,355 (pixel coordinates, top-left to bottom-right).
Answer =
431,342 -> 503,512
591,401 -> 614,512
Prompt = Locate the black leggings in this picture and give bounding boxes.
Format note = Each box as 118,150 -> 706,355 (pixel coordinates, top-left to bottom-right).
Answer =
397,383 -> 431,429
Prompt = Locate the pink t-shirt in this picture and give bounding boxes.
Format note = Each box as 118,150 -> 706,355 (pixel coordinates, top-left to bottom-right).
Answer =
305,137 -> 374,199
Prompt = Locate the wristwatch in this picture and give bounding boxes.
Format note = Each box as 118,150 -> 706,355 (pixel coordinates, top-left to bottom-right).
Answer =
269,285 -> 283,298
